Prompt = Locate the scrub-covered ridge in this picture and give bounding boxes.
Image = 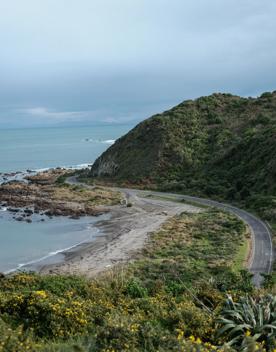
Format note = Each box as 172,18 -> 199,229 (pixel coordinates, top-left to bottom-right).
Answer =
91,91 -> 276,221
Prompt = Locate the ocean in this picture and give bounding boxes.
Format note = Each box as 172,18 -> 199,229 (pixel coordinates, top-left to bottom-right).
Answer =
0,124 -> 132,173
0,124 -> 133,273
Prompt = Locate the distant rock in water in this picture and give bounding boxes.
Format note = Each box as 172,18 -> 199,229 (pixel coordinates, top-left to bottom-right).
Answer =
90,91 -> 276,206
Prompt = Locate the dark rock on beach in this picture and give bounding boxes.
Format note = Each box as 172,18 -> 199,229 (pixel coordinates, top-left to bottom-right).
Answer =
8,208 -> 20,213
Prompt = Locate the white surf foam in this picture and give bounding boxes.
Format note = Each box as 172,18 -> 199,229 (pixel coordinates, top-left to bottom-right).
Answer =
68,163 -> 91,170
83,138 -> 115,145
29,163 -> 91,175
102,139 -> 115,144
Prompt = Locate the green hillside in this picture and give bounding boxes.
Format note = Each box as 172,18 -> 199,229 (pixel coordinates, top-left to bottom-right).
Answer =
90,91 -> 276,220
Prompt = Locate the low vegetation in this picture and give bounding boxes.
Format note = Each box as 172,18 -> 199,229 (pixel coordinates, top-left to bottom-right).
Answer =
0,210 -> 274,351
131,210 -> 250,292
52,184 -> 122,207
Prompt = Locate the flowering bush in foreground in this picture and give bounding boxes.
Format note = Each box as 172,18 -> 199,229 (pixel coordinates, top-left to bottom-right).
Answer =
0,288 -> 92,338
0,272 -> 274,351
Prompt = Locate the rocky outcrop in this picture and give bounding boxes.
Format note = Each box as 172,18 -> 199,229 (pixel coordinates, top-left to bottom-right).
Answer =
0,168 -> 122,223
25,168 -> 67,185
0,180 -> 108,220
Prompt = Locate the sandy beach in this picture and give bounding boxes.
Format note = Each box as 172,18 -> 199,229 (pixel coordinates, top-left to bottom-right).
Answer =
40,188 -> 202,277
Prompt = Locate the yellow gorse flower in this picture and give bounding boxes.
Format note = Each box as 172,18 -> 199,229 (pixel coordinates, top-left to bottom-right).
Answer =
33,290 -> 47,299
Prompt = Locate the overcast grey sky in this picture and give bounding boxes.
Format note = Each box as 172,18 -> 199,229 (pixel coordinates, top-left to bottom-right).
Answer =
0,0 -> 276,128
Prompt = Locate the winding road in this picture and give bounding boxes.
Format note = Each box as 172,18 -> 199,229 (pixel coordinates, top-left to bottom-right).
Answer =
67,177 -> 274,287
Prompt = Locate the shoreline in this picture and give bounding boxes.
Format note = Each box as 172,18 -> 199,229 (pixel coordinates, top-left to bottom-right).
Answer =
0,166 -> 202,277
0,164 -> 116,275
1,212 -> 110,275
4,223 -> 101,275
0,162 -> 90,184
39,192 -> 202,277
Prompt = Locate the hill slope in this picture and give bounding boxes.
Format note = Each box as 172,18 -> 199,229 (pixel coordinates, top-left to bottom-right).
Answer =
90,91 -> 276,219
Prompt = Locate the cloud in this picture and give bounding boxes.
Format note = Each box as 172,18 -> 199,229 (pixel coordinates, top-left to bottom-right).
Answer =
0,0 -> 276,128
20,107 -> 88,121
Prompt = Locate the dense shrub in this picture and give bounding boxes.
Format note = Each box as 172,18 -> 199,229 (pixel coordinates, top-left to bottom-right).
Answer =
0,289 -> 91,338
0,319 -> 38,351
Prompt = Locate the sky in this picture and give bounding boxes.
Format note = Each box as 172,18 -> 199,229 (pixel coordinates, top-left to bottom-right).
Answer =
0,0 -> 276,128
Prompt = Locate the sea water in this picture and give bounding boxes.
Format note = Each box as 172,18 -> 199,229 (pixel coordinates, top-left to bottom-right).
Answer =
0,124 -> 133,272
0,124 -> 132,173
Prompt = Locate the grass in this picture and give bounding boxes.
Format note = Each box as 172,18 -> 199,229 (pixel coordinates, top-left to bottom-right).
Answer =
269,221 -> 276,244
52,184 -> 122,207
268,221 -> 276,275
232,232 -> 251,272
131,209 -> 250,293
141,193 -> 211,209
